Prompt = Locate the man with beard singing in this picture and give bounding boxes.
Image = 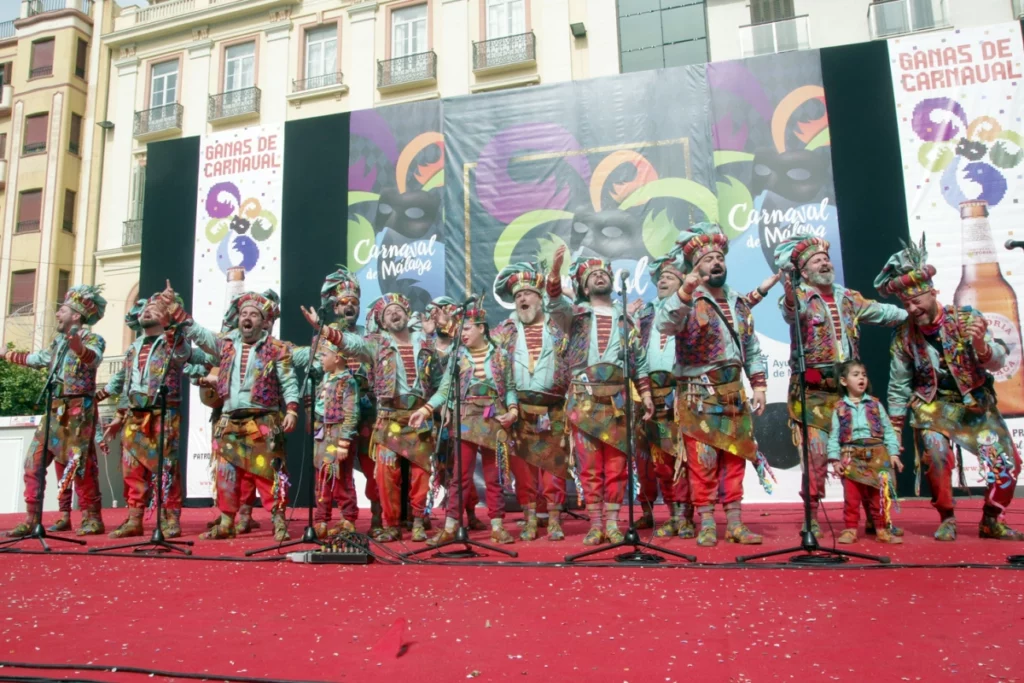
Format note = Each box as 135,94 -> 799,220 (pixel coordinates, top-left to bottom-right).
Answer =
774,235 -> 905,538
655,223 -> 772,547
187,290 -> 300,541
491,263 -> 572,541
308,294 -> 443,543
548,247 -> 655,546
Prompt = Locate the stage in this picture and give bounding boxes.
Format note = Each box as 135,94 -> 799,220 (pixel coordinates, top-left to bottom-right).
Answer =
0,500 -> 1022,683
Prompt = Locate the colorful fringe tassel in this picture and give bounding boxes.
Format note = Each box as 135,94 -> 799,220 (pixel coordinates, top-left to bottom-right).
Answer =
754,452 -> 777,495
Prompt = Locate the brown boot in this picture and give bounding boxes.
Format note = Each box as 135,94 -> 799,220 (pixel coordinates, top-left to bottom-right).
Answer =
200,514 -> 236,540
109,509 -> 145,539
466,510 -> 487,531
77,511 -> 105,536
979,515 -> 1024,541
635,502 -> 655,530
272,512 -> 289,542
48,512 -> 72,533
6,514 -> 39,538
160,509 -> 182,539
369,501 -> 383,535
236,505 -> 258,534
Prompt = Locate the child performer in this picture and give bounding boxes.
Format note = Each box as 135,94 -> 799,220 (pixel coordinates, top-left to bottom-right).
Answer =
313,339 -> 360,539
827,360 -> 904,545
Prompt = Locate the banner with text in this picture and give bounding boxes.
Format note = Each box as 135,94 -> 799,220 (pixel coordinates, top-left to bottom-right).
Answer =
889,23 -> 1024,483
347,101 -> 446,321
186,124 -> 285,500
709,50 -> 844,499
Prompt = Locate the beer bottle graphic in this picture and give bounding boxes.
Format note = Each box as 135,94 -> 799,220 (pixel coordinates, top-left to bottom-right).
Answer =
953,200 -> 1024,417
224,266 -> 246,313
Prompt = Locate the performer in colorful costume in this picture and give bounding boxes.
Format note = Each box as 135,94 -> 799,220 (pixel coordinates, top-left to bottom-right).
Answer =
775,234 -> 906,537
310,338 -> 360,538
654,222 -> 769,547
547,247 -> 655,546
188,290 -> 299,541
311,293 -> 442,543
413,301 -> 519,545
101,283 -> 203,539
876,236 -> 1023,541
490,264 -> 571,541
292,269 -> 382,534
4,285 -> 107,537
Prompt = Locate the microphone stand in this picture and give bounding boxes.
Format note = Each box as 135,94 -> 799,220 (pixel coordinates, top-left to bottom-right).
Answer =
404,301 -> 517,560
565,274 -> 696,564
94,326 -> 194,554
737,268 -> 887,564
0,334 -> 87,552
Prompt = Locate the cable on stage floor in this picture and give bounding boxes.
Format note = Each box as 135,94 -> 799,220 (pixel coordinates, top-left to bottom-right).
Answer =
0,660 -> 333,683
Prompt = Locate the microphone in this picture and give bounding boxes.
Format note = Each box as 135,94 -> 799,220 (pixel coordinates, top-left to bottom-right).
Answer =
457,296 -> 479,309
1006,240 -> 1024,251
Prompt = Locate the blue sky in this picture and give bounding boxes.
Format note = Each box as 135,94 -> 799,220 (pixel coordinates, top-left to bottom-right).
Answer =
0,0 -> 146,22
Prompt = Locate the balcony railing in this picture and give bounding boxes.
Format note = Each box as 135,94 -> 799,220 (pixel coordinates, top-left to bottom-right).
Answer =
29,65 -> 52,78
473,31 -> 536,72
739,15 -> 810,57
22,141 -> 45,155
122,219 -> 142,247
377,51 -> 437,90
134,103 -> 184,138
292,71 -> 344,93
27,0 -> 93,17
208,86 -> 261,122
0,20 -> 15,39
1015,0 -> 1024,18
868,0 -> 948,39
16,219 -> 40,233
134,0 -> 194,24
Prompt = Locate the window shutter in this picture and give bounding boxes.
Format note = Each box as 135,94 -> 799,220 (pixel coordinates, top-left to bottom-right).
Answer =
10,270 -> 36,313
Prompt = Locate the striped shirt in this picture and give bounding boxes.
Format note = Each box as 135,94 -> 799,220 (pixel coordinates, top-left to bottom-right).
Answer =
522,323 -> 544,371
469,346 -> 489,380
136,340 -> 154,373
714,298 -> 735,330
397,344 -> 417,383
595,314 -> 614,356
820,292 -> 843,343
238,343 -> 253,379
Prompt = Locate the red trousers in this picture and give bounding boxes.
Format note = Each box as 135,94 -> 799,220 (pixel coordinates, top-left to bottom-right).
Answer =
446,442 -> 505,519
573,428 -> 626,506
340,435 -> 379,522
916,428 -> 1022,518
123,459 -> 182,511
685,437 -> 745,508
842,478 -> 885,528
638,446 -> 690,506
315,461 -> 355,524
23,443 -> 101,514
800,426 -> 830,505
509,456 -> 566,510
377,456 -> 429,528
214,458 -> 284,515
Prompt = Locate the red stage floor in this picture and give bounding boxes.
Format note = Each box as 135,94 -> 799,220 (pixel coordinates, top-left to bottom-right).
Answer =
1,500 -> 1022,683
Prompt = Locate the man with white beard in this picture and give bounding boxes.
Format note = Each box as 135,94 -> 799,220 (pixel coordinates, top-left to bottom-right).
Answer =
491,263 -> 572,541
774,235 -> 906,538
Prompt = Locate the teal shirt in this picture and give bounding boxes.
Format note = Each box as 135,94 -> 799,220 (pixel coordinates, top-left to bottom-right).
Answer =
27,335 -> 104,379
645,320 -> 676,373
507,316 -> 558,392
826,395 -> 901,460
104,335 -> 210,403
187,324 -> 300,412
293,323 -> 365,398
427,343 -> 518,412
340,329 -> 432,397
546,296 -> 650,380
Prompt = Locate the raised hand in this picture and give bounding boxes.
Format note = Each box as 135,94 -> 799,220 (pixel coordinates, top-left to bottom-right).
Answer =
627,298 -> 645,317
550,245 -> 566,281
681,271 -> 707,297
965,316 -> 988,349
300,305 -> 321,330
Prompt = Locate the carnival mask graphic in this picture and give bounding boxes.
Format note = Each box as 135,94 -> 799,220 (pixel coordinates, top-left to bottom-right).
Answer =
204,181 -> 278,276
570,209 -> 648,261
374,187 -> 441,240
750,148 -> 828,204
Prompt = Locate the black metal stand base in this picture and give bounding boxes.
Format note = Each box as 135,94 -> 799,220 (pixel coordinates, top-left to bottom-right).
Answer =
403,525 -> 518,560
736,530 -> 889,564
1007,554 -> 1024,566
0,522 -> 86,553
245,524 -> 328,557
562,508 -> 587,521
565,527 -> 697,564
90,527 -> 193,555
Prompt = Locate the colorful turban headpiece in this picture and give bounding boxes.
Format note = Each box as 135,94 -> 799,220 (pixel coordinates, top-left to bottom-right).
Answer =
367,293 -> 411,329
262,289 -> 281,324
677,221 -> 728,273
321,266 -> 361,310
773,235 -> 831,273
570,257 -> 612,303
63,285 -> 107,326
125,298 -> 147,333
495,262 -> 546,299
874,234 -> 937,301
317,338 -> 341,356
425,296 -> 458,313
235,291 -> 276,320
463,296 -> 488,325
648,245 -> 685,280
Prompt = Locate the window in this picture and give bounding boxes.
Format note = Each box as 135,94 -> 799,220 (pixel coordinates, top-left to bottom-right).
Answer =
30,38 -> 54,79
23,113 -> 48,154
75,39 -> 88,79
304,25 -> 338,86
0,62 -> 10,87
618,0 -> 708,73
9,270 -> 36,315
750,0 -> 794,24
69,113 -> 82,155
56,270 -> 70,306
392,4 -> 428,58
17,190 -> 42,233
486,0 -> 525,39
0,133 -> 6,160
150,60 -> 178,110
63,189 -> 76,233
128,163 -> 146,221
223,42 -> 256,92
749,0 -> 798,54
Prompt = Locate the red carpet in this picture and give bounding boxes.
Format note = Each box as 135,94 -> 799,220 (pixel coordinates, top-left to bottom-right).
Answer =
1,501 -> 1023,682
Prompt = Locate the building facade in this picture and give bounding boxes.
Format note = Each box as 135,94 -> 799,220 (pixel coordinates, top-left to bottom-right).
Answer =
89,0 -> 620,373
0,0 -> 108,352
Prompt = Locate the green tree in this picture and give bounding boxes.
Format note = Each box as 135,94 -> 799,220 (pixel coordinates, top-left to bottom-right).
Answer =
0,343 -> 46,416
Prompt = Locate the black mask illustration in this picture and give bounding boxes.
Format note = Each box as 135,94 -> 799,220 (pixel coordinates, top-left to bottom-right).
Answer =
569,209 -> 647,261
374,188 -> 441,240
750,149 -> 827,205
229,215 -> 251,235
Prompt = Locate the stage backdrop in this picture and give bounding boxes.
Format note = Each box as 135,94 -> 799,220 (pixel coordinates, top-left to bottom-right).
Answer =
185,124 -> 285,498
888,22 -> 1024,483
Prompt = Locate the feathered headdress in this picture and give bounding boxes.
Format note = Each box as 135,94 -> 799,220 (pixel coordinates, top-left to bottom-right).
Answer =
873,234 -> 937,301
569,257 -> 612,303
63,285 -> 107,325
495,262 -> 546,299
677,222 -> 727,273
321,266 -> 361,310
773,235 -> 830,274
